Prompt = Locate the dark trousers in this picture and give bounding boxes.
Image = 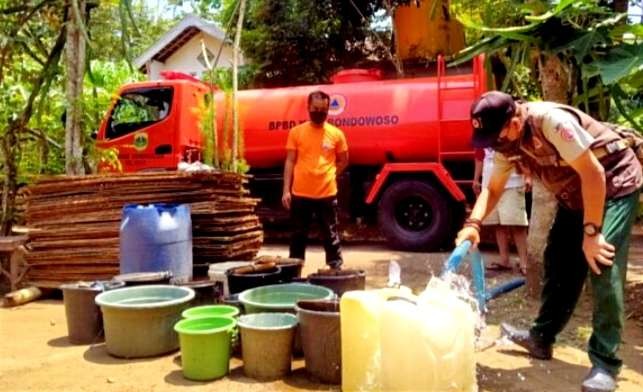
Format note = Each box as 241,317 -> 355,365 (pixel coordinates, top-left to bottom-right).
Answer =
289,196 -> 343,268
530,190 -> 640,375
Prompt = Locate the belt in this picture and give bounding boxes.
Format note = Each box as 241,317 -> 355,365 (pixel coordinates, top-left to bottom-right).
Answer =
557,138 -> 633,167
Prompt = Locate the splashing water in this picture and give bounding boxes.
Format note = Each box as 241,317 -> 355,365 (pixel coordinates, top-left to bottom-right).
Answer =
341,264 -> 483,392
379,273 -> 480,391
423,271 -> 487,340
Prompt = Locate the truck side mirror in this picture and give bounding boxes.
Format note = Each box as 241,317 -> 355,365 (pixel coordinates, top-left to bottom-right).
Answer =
90,130 -> 98,140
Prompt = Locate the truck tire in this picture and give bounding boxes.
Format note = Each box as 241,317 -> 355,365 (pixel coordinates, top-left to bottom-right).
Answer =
377,180 -> 451,251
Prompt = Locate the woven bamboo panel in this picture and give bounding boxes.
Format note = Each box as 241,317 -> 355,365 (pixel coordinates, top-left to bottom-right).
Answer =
22,172 -> 262,286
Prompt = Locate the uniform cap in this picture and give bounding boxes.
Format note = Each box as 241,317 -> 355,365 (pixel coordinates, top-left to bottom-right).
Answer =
470,91 -> 516,148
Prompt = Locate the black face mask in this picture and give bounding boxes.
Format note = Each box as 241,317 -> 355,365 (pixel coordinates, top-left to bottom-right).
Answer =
309,111 -> 327,125
492,136 -> 521,154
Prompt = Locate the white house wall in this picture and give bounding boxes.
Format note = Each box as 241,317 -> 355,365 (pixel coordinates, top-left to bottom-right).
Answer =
148,60 -> 165,81
155,32 -> 242,80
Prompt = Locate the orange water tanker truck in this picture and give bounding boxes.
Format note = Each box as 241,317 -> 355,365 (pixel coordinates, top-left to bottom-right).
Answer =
96,55 -> 487,250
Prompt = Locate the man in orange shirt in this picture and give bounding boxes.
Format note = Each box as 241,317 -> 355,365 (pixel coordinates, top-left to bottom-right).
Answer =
282,90 -> 349,269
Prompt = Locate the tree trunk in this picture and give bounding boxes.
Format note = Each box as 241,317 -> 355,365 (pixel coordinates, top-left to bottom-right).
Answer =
64,0 -> 87,176
526,179 -> 558,298
0,125 -> 19,235
0,11 -> 67,235
231,0 -> 246,173
538,53 -> 571,104
611,0 -> 628,13
525,52 -> 573,298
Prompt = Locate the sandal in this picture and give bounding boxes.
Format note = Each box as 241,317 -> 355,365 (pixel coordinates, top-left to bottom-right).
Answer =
486,262 -> 512,272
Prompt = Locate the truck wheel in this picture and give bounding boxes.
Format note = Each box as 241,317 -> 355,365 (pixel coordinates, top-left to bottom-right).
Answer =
378,180 -> 451,251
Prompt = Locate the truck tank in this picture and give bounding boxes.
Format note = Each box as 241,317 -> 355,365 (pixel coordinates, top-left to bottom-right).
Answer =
214,68 -> 479,169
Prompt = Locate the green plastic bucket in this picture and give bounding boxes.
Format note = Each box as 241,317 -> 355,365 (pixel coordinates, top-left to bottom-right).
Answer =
237,313 -> 298,380
182,305 -> 240,319
174,316 -> 237,381
239,283 -> 335,314
95,285 -> 194,358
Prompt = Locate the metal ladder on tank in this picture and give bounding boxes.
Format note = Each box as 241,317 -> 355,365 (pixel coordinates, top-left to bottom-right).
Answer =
436,54 -> 486,188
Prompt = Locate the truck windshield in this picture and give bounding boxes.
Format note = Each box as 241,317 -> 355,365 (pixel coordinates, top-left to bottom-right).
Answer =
106,87 -> 173,139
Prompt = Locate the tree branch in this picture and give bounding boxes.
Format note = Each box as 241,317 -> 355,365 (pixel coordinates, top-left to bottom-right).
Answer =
1,5 -> 30,14
23,27 -> 50,58
7,0 -> 53,34
18,40 -> 46,66
24,128 -> 62,149
19,12 -> 67,128
0,0 -> 54,82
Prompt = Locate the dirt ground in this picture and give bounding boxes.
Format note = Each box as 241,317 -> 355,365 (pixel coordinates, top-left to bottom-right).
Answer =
1,237 -> 642,391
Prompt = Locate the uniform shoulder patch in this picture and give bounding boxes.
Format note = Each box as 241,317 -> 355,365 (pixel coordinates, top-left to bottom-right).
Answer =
555,122 -> 575,142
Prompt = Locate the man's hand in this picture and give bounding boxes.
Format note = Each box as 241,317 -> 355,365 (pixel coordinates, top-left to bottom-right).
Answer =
582,234 -> 615,275
282,191 -> 292,210
283,150 -> 296,211
455,226 -> 481,248
524,174 -> 532,193
472,181 -> 482,196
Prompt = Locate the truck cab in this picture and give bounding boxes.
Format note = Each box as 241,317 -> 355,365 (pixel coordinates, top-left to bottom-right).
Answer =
97,80 -> 208,171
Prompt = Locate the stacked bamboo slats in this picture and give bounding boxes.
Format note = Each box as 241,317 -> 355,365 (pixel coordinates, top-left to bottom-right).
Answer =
21,172 -> 262,287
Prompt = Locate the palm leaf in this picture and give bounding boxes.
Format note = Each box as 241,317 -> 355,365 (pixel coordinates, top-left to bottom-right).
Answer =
449,36 -> 506,67
610,23 -> 643,41
611,84 -> 643,132
501,43 -> 525,92
594,43 -> 643,85
456,0 -> 576,35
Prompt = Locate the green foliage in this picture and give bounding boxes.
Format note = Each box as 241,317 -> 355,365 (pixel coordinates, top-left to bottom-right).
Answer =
219,0 -> 391,87
1,1 -> 66,181
89,1 -> 178,64
194,92 -> 218,167
202,66 -> 257,91
1,1 -> 159,183
191,84 -> 249,174
168,0 -> 222,19
89,146 -> 123,173
83,60 -> 144,172
451,0 -> 642,129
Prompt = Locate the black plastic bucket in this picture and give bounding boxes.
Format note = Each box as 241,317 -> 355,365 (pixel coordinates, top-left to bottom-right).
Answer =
296,300 -> 341,384
61,280 -> 125,344
112,271 -> 172,286
254,257 -> 304,283
176,280 -> 217,306
276,260 -> 304,283
307,269 -> 366,297
227,266 -> 282,295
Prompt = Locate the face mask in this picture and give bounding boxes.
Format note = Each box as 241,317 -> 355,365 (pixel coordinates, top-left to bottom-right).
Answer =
492,136 -> 521,154
309,111 -> 327,125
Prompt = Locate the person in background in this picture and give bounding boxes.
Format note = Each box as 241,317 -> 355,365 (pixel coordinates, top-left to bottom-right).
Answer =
457,91 -> 642,392
473,147 -> 530,274
282,90 -> 349,269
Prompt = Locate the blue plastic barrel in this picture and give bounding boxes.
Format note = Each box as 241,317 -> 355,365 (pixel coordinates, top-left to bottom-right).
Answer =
120,203 -> 193,283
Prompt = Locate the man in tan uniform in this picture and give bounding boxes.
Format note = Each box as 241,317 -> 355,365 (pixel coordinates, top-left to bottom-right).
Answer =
457,91 -> 642,392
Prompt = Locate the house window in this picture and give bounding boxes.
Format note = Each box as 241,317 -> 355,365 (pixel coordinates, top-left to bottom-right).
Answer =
197,48 -> 216,68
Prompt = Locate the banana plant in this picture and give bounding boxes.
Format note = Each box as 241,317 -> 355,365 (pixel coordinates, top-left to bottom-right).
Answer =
450,0 -> 642,131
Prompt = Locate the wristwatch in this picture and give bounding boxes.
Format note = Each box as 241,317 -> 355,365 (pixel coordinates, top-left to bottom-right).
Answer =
583,222 -> 602,237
